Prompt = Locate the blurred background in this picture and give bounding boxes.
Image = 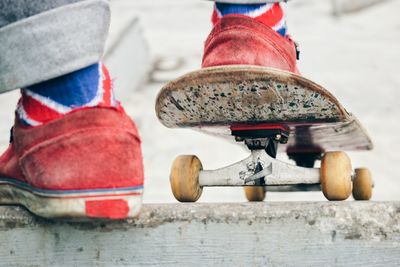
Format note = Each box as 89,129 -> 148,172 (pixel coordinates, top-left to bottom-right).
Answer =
1,0 -> 398,203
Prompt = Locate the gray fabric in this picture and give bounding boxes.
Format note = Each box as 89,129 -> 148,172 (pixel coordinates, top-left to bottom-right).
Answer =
0,0 -> 85,27
0,0 -> 110,93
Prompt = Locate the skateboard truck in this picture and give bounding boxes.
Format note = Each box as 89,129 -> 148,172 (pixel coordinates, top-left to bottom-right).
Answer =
170,124 -> 373,202
198,124 -> 320,188
198,145 -> 320,188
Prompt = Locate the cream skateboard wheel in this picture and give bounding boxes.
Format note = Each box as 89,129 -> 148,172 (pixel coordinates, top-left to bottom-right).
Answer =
320,151 -> 352,201
352,168 -> 373,200
244,186 -> 266,202
170,155 -> 203,202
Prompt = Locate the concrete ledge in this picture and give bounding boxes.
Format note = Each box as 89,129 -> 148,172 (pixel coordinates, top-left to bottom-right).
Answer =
0,202 -> 400,266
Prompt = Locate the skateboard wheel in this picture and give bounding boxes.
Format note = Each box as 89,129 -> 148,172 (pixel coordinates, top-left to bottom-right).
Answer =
320,151 -> 352,201
352,168 -> 373,200
244,187 -> 266,202
170,155 -> 203,202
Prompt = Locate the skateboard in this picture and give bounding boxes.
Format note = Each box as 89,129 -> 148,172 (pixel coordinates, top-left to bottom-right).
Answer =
156,65 -> 374,202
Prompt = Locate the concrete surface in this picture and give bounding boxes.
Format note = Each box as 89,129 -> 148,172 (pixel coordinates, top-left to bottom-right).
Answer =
104,6 -> 150,100
0,202 -> 399,266
331,0 -> 390,15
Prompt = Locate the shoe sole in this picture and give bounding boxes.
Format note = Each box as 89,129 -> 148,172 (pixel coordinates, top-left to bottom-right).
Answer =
0,177 -> 143,221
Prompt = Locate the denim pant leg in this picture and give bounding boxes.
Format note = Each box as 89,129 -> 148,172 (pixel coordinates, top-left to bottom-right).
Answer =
0,0 -> 110,93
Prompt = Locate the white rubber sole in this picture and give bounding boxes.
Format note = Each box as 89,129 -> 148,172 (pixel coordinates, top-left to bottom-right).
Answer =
0,178 -> 143,221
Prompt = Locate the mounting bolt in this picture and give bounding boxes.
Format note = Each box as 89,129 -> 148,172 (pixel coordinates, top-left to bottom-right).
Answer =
235,136 -> 244,142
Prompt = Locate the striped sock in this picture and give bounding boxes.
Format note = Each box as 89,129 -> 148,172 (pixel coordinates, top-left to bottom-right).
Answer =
212,3 -> 288,37
17,63 -> 119,126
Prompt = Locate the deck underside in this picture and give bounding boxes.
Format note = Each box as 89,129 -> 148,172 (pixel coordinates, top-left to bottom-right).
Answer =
196,119 -> 371,152
156,66 -> 373,152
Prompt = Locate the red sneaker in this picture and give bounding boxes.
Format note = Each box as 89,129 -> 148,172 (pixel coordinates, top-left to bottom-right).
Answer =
0,107 -> 144,220
202,14 -> 299,73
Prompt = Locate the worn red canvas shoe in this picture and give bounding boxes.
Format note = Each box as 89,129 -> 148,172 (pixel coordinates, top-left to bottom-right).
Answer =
202,14 -> 299,73
0,107 -> 144,220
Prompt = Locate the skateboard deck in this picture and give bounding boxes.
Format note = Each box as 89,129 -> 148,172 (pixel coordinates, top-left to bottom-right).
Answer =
156,65 -> 373,153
